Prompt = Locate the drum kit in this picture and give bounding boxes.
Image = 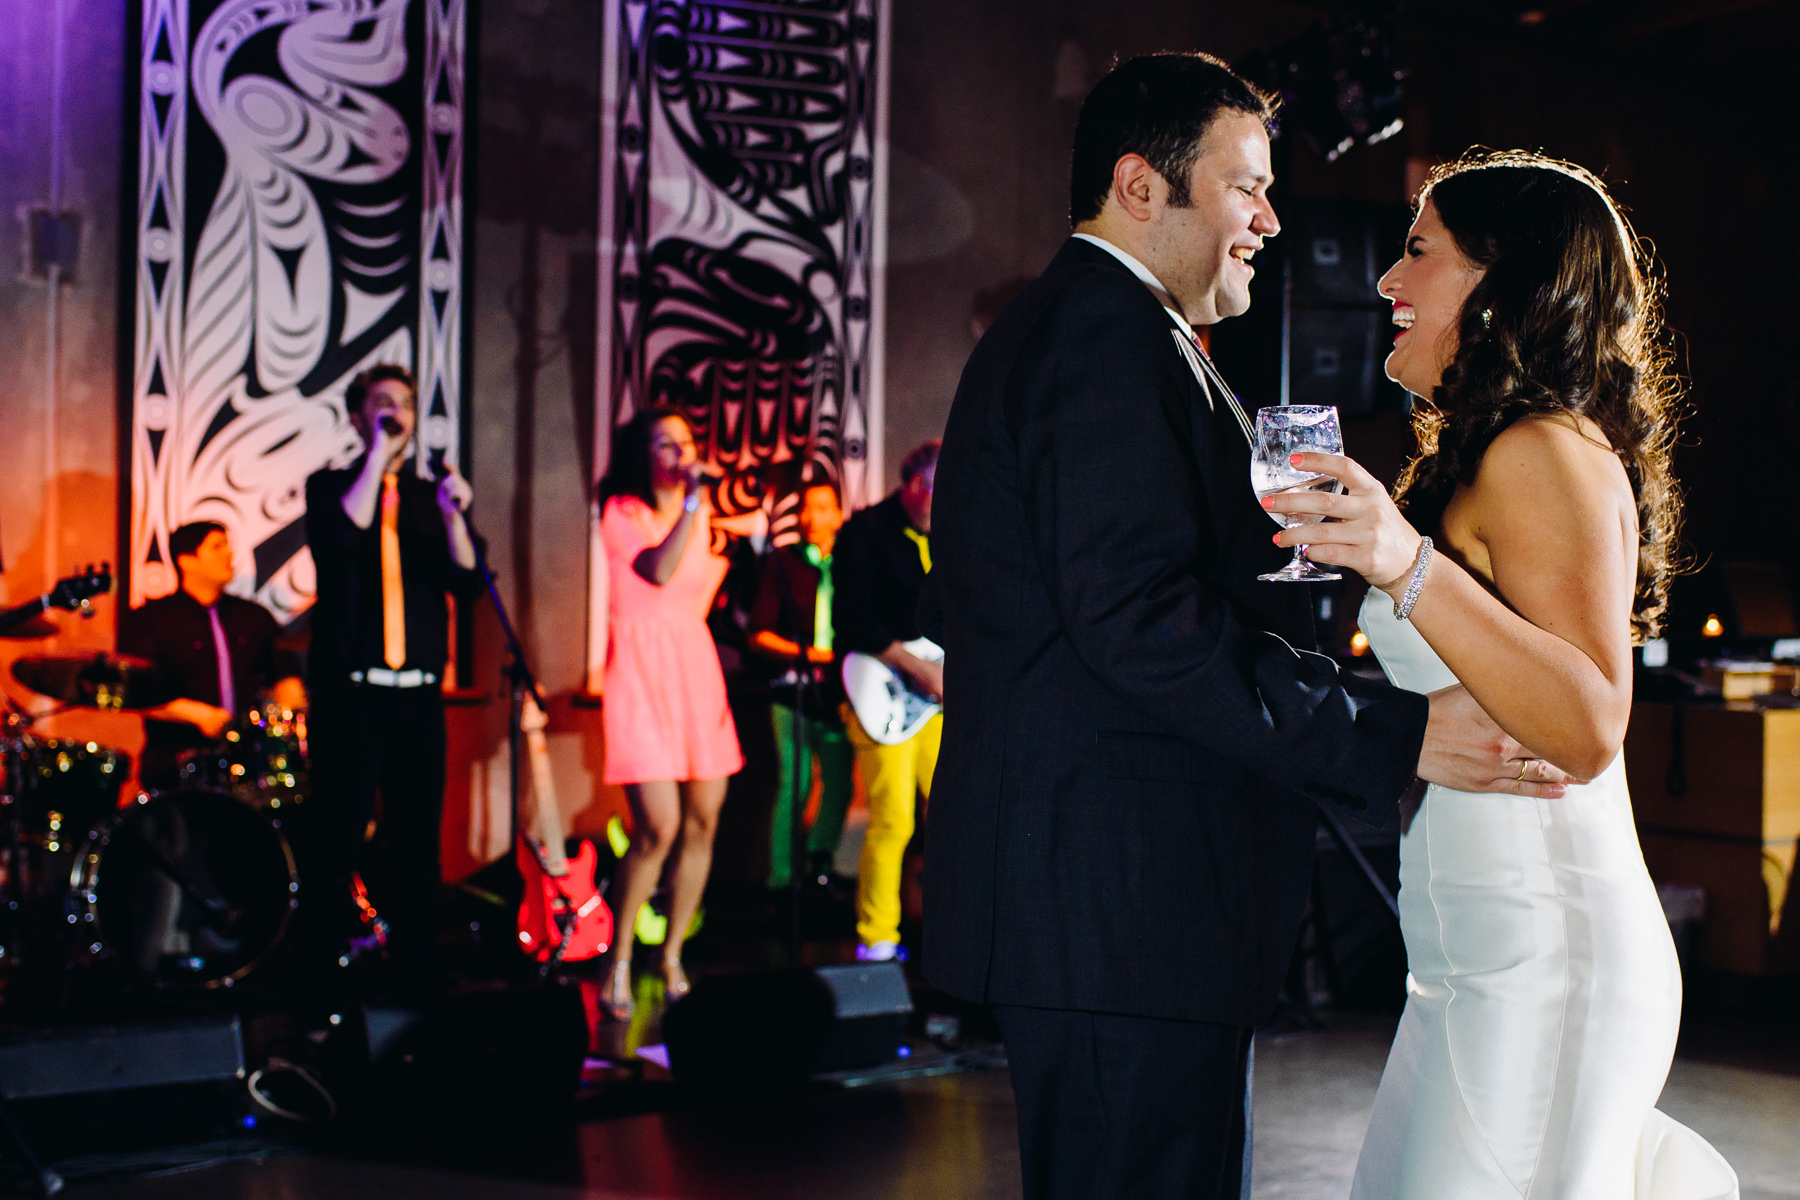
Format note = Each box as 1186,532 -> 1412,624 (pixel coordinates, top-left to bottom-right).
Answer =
1,574 -> 308,998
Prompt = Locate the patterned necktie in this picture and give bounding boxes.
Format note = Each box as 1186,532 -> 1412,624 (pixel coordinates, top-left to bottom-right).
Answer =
380,473 -> 406,669
207,605 -> 235,716
1170,326 -> 1256,446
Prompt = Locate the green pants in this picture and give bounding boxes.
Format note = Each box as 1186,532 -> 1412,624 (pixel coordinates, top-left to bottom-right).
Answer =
768,703 -> 856,890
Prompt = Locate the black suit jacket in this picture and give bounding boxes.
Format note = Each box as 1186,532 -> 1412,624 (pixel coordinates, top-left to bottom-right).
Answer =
304,464 -> 483,687
920,237 -> 1428,1026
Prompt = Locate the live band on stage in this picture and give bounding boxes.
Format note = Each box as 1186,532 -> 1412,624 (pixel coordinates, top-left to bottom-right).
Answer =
0,365 -> 944,1012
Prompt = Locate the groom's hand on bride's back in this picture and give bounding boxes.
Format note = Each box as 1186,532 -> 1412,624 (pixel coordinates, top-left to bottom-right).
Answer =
1416,684 -> 1579,797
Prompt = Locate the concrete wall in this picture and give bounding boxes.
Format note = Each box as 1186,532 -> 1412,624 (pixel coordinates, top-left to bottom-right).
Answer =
0,0 -> 137,755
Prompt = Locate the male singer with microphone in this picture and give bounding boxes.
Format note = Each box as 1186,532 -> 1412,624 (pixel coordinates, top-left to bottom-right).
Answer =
301,363 -> 481,990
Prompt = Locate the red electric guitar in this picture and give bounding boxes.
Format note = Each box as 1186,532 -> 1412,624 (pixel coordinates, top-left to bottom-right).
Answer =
516,693 -> 612,963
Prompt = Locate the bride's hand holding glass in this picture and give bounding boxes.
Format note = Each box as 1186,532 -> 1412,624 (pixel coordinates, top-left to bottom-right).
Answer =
1263,451 -> 1427,601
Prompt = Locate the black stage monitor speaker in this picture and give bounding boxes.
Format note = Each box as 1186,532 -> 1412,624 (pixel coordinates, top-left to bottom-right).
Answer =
0,1015 -> 243,1100
662,962 -> 911,1087
330,983 -> 589,1117
0,1015 -> 245,1195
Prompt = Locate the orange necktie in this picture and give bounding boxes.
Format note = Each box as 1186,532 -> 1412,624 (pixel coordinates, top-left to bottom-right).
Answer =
380,473 -> 406,669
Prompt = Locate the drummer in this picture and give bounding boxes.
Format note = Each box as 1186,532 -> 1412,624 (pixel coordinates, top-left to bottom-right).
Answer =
119,521 -> 306,789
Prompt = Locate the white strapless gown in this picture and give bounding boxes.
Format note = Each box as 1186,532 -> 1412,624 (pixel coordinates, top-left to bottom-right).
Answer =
1350,593 -> 1738,1200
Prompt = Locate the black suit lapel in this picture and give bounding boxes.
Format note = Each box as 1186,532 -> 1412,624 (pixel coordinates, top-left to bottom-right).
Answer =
1180,339 -> 1317,641
1164,324 -> 1252,550
1063,242 -> 1301,618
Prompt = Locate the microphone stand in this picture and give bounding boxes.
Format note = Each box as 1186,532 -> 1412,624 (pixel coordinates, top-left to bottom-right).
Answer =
462,512 -> 574,980
768,547 -> 814,969
785,657 -> 811,968
0,704 -> 28,980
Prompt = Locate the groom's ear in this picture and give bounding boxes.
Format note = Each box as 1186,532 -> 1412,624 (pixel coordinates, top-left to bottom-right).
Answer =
1111,154 -> 1159,223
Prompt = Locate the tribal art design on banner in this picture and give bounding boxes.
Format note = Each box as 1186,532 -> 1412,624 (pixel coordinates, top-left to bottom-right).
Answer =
130,0 -> 466,622
589,0 -> 889,686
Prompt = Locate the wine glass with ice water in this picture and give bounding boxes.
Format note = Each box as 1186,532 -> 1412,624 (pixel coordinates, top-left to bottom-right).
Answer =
1251,405 -> 1344,582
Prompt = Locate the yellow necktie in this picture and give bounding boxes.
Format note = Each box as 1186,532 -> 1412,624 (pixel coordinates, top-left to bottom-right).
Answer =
903,525 -> 931,574
380,473 -> 406,669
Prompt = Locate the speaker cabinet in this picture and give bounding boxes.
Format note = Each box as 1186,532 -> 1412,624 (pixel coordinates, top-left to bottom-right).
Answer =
1209,199 -> 1412,417
329,983 -> 590,1116
1289,309 -> 1393,413
0,1015 -> 243,1100
662,962 -> 912,1086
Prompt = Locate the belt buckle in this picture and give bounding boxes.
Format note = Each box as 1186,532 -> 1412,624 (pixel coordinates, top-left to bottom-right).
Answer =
349,667 -> 438,689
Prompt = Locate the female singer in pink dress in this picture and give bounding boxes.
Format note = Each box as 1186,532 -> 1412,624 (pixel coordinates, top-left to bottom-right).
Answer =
595,408 -> 743,1019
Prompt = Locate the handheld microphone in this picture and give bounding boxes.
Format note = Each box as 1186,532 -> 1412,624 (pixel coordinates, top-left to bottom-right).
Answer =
378,414 -> 404,437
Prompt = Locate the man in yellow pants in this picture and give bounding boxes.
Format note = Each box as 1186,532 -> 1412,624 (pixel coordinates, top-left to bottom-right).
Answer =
834,441 -> 942,962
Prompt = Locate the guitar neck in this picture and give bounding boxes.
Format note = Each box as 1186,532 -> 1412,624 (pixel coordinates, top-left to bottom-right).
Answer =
0,596 -> 48,637
524,726 -> 570,876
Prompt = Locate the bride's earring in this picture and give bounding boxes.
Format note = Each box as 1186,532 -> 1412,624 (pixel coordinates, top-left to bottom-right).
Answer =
1480,309 -> 1492,328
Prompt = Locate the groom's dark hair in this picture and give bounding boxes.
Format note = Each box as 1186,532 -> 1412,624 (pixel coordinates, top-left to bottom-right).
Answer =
1069,53 -> 1275,225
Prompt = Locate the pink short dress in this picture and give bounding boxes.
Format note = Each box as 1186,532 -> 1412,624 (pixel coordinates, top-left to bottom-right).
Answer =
600,495 -> 744,785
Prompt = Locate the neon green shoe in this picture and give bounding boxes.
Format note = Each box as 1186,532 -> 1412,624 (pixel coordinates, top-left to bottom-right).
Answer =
635,900 -> 669,946
608,818 -> 705,944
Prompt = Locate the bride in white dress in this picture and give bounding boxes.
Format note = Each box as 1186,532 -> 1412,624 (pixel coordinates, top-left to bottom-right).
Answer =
1264,150 -> 1738,1200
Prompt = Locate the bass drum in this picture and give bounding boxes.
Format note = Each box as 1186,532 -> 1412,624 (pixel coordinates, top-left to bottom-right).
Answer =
71,788 -> 297,988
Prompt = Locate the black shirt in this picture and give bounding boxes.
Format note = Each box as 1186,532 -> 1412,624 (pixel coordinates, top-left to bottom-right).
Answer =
304,463 -> 484,686
833,493 -> 929,657
119,590 -> 301,770
747,544 -> 845,716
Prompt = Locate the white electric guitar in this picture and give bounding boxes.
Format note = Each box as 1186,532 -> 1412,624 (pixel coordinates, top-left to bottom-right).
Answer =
840,637 -> 944,745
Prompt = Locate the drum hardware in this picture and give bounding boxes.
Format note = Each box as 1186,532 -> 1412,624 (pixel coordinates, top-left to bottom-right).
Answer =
72,788 -> 299,990
0,728 -> 123,947
10,652 -> 178,712
176,704 -> 308,811
0,588 -> 314,993
0,704 -> 309,995
15,737 -> 126,847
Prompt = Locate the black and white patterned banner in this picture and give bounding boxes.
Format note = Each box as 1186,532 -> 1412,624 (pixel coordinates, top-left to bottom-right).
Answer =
129,0 -> 466,622
586,0 -> 889,687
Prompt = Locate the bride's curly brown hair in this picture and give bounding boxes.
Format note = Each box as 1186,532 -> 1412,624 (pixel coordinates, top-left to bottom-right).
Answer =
1391,149 -> 1684,642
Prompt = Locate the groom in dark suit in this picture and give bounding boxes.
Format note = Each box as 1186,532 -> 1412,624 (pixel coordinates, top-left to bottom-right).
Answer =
923,54 -> 1571,1199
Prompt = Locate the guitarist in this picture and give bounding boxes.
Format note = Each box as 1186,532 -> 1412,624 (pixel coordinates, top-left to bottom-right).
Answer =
833,440 -> 942,963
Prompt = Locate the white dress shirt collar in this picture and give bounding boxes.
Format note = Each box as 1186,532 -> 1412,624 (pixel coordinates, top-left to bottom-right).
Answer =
1071,232 -> 1198,342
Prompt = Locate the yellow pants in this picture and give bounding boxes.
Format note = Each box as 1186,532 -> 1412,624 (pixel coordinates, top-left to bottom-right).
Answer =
844,705 -> 942,947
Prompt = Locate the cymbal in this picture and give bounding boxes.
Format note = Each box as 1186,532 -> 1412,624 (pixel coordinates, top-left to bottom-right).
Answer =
0,616 -> 58,640
10,653 -> 178,710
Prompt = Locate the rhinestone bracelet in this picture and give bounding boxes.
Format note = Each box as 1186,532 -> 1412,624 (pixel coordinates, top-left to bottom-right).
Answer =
1393,536 -> 1434,621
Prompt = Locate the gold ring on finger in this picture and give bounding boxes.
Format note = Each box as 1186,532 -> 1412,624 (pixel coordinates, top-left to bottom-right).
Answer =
1516,759 -> 1530,782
